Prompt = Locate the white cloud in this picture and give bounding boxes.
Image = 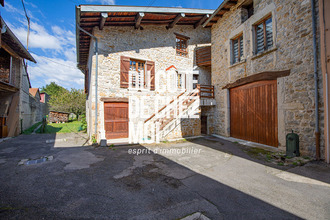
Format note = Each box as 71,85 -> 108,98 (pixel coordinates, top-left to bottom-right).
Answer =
3,1 -> 83,89
28,53 -> 84,89
9,22 -> 62,50
85,0 -> 115,5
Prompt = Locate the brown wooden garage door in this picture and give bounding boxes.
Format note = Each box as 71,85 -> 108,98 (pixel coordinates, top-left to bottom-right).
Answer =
104,102 -> 128,139
230,80 -> 278,147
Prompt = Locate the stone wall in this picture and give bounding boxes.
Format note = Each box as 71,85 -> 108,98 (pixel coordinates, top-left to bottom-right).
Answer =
20,65 -> 33,131
20,66 -> 46,131
86,25 -> 211,142
211,0 -> 324,157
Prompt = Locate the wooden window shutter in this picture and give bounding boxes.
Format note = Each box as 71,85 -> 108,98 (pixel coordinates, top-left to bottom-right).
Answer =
146,61 -> 155,91
84,68 -> 89,94
120,56 -> 130,88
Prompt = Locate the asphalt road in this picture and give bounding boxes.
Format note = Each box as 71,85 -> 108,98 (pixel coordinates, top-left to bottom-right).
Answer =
0,133 -> 329,219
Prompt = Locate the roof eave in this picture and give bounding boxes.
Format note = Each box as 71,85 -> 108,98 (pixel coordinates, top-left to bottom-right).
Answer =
0,17 -> 36,63
75,5 -> 82,71
203,0 -> 232,28
79,5 -> 215,14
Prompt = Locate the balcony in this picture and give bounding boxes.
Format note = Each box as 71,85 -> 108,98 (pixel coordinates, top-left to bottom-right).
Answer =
197,84 -> 216,106
196,46 -> 211,67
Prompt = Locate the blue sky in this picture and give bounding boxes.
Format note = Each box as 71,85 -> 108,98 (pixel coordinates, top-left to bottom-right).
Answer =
0,0 -> 221,90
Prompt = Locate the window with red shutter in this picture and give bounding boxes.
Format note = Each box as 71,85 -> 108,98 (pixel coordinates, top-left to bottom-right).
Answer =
120,56 -> 155,90
120,56 -> 130,88
146,61 -> 155,91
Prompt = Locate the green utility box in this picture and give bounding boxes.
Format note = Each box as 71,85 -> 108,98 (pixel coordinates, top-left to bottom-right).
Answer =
286,131 -> 300,157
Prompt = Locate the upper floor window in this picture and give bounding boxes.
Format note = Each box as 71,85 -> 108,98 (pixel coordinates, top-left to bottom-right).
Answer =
231,34 -> 244,64
120,56 -> 155,90
245,2 -> 254,18
241,0 -> 254,23
193,74 -> 199,89
129,59 -> 145,88
175,33 -> 189,57
177,72 -> 183,89
254,16 -> 273,54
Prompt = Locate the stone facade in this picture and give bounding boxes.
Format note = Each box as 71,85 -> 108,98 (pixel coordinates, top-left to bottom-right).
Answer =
210,0 -> 324,157
86,25 -> 211,142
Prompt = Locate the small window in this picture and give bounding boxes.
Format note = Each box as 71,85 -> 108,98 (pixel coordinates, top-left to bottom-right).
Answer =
175,34 -> 189,57
241,0 -> 254,23
129,59 -> 146,88
245,3 -> 254,18
231,34 -> 244,64
254,16 -> 273,54
193,75 -> 199,89
177,73 -> 183,89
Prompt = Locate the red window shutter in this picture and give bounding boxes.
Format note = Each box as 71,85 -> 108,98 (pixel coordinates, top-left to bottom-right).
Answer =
146,61 -> 155,91
120,56 -> 130,88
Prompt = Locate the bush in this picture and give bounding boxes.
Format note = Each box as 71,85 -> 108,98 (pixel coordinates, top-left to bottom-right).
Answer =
79,114 -> 87,132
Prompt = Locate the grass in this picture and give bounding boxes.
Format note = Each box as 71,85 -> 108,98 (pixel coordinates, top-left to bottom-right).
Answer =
22,122 -> 42,135
245,147 -> 273,158
44,121 -> 82,134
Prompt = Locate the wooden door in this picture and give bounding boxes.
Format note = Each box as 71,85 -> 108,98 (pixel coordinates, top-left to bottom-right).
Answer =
230,80 -> 278,147
201,116 -> 207,134
104,102 -> 129,139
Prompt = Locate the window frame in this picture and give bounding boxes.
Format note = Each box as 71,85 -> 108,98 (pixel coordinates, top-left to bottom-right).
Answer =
254,15 -> 273,55
175,33 -> 189,57
231,33 -> 244,65
177,72 -> 183,89
129,58 -> 147,89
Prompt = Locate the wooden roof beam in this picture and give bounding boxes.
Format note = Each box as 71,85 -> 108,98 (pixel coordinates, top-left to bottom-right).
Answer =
134,12 -> 144,29
99,13 -> 108,30
226,1 -> 238,6
166,13 -> 185,29
194,14 -> 210,29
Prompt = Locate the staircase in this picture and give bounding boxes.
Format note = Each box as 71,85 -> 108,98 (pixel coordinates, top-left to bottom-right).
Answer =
144,88 -> 201,141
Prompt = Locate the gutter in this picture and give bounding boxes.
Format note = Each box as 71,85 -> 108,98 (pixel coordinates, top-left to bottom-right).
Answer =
311,0 -> 320,160
76,24 -> 99,140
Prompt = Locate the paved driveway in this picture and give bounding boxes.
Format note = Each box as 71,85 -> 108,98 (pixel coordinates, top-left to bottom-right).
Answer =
0,133 -> 329,219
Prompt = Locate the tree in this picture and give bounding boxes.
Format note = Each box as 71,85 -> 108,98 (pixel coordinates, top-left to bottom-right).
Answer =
68,89 -> 86,120
48,89 -> 71,112
48,88 -> 86,120
40,82 -> 67,98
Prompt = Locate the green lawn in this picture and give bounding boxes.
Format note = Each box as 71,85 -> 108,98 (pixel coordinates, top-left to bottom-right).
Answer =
44,121 -> 82,134
23,122 -> 42,135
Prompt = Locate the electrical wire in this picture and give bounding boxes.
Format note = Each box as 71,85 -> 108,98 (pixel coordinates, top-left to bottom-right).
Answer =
21,0 -> 30,51
29,50 -> 79,70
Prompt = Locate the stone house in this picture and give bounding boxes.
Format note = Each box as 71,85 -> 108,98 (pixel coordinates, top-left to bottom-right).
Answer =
75,1 -> 328,161
203,0 -> 325,158
0,16 -> 37,137
75,5 -> 216,144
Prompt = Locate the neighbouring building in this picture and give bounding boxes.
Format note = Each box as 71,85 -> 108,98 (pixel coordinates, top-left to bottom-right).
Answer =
0,16 -> 37,138
76,5 -> 216,144
203,0 -> 325,159
40,92 -> 49,104
319,0 -> 330,163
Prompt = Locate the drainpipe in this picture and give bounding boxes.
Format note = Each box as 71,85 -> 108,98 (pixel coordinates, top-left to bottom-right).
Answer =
77,24 -> 98,139
311,0 -> 320,160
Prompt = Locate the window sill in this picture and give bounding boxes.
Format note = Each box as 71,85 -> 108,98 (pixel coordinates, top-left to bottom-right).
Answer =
127,88 -> 150,92
252,47 -> 277,60
176,55 -> 189,58
229,59 -> 247,68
